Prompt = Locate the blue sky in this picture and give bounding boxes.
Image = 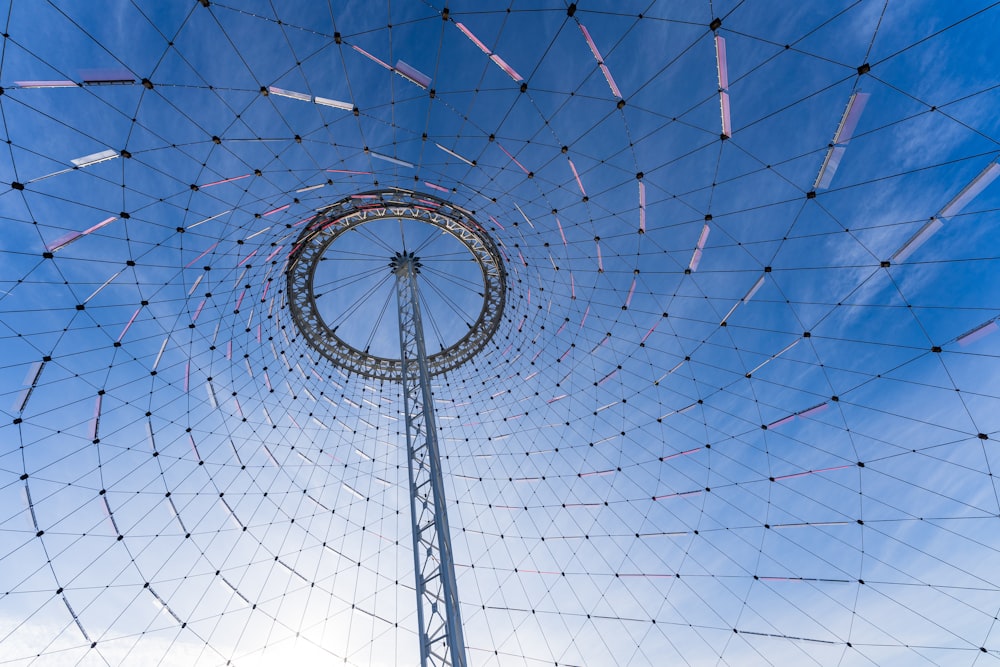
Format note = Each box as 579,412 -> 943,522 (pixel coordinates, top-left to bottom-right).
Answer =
1,1 -> 1000,665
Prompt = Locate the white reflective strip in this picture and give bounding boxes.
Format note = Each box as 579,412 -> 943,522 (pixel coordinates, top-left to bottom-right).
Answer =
891,218 -> 943,262
268,86 -> 310,102
314,96 -> 353,110
938,162 -> 1000,219
71,149 -> 118,167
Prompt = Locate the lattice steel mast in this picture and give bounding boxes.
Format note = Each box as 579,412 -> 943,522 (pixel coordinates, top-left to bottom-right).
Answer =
391,250 -> 469,667
288,190 -> 505,666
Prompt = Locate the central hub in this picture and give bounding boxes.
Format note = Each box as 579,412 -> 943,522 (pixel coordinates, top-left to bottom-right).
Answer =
285,189 -> 507,381
389,250 -> 422,276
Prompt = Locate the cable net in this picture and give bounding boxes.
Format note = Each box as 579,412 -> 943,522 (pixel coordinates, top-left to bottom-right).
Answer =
1,2 -> 999,665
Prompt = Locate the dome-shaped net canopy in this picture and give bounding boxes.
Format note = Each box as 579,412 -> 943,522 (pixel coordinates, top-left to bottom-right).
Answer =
2,2 -> 1000,665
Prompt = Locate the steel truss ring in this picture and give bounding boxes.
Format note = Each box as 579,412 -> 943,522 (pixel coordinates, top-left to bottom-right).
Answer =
286,188 -> 507,382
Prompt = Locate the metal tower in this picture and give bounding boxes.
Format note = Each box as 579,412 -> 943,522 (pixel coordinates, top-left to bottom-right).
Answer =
286,190 -> 506,667
391,250 -> 468,667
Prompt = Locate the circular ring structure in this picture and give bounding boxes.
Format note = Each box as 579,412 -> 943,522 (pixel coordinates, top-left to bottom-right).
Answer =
286,188 -> 507,381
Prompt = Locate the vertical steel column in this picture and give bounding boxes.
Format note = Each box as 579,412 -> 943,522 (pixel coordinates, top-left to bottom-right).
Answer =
393,253 -> 469,667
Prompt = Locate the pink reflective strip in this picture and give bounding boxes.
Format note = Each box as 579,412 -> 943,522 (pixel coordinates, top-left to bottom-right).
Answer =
834,93 -> 869,145
417,198 -> 441,207
497,143 -> 530,174
489,215 -> 505,231
489,53 -> 523,82
570,273 -> 576,299
767,415 -> 796,429
599,63 -> 621,98
568,158 -> 586,196
327,168 -> 372,175
638,182 -> 646,232
720,90 -> 732,137
192,299 -> 206,322
715,36 -> 729,90
201,174 -> 250,188
640,322 -> 658,344
580,304 -> 589,328
556,320 -> 567,335
797,402 -> 828,419
264,371 -> 272,392
455,22 -> 491,54
184,361 -> 190,392
579,24 -> 603,63
185,242 -> 219,268
118,307 -> 141,341
226,340 -> 232,359
264,246 -> 283,263
425,181 -> 449,193
697,224 -> 711,249
624,278 -> 636,308
518,315 -> 526,332
47,231 -> 82,253
82,216 -> 117,236
773,464 -> 851,482
256,324 -> 262,342
559,348 -> 572,362
80,68 -> 133,84
548,394 -> 568,403
263,204 -> 290,216
598,369 -> 618,385
688,248 -> 703,272
957,319 -> 998,346
660,447 -> 700,462
189,434 -> 201,460
596,241 -> 603,272
352,45 -> 392,70
237,249 -> 259,266
395,60 -> 431,88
